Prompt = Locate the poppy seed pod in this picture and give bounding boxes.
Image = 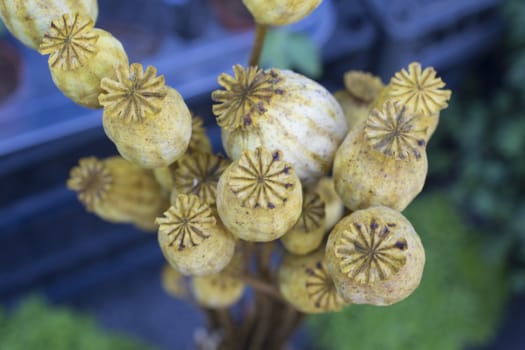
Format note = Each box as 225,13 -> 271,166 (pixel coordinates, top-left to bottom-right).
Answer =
325,206 -> 425,306
242,0 -> 322,26
212,65 -> 347,184
0,0 -> 98,49
100,63 -> 192,168
39,14 -> 128,108
217,147 -> 302,242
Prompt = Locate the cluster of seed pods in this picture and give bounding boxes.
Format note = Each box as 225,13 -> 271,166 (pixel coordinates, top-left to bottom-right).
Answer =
1,0 -> 451,322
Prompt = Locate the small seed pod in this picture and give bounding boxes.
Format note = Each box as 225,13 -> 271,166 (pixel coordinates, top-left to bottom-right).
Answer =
160,264 -> 189,299
157,194 -> 235,276
99,63 -> 192,168
335,71 -> 384,131
279,248 -> 347,314
333,100 -> 428,211
171,152 -> 231,208
315,177 -> 344,231
242,0 -> 321,26
325,206 -> 425,305
281,189 -> 326,255
67,156 -> 168,232
191,251 -> 245,309
0,0 -> 98,50
38,14 -> 128,108
217,147 -> 302,242
389,62 -> 451,140
212,65 -> 347,184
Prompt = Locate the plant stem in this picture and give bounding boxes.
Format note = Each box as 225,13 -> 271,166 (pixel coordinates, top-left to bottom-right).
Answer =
248,23 -> 268,67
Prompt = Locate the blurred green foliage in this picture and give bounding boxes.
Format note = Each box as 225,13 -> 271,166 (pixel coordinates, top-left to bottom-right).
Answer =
261,29 -> 322,78
309,194 -> 509,350
0,297 -> 155,350
428,0 -> 525,290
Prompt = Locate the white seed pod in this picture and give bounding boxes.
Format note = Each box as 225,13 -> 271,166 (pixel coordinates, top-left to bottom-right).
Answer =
325,206 -> 425,305
212,65 -> 347,184
99,63 -> 192,168
242,0 -> 321,26
38,14 -> 128,108
157,194 -> 235,276
217,147 -> 303,242
0,0 -> 98,50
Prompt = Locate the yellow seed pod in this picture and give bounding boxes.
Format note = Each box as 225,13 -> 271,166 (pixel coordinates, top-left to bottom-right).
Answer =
172,152 -> 231,207
191,250 -> 245,309
315,177 -> 344,231
242,0 -> 321,26
157,194 -> 235,276
325,206 -> 425,305
99,63 -> 192,168
217,147 -> 302,242
160,264 -> 189,299
67,156 -> 168,232
333,100 -> 428,211
0,0 -> 98,50
281,189 -> 326,255
212,65 -> 347,184
389,62 -> 452,140
279,248 -> 347,314
38,14 -> 128,109
344,71 -> 384,104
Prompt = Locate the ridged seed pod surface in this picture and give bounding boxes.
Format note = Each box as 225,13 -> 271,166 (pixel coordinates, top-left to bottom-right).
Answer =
0,0 -> 98,49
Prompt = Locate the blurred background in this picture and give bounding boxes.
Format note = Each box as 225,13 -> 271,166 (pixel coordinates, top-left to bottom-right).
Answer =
0,0 -> 524,349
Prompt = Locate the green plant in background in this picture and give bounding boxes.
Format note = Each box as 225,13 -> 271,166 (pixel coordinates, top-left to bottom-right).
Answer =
0,297 -> 155,350
427,0 -> 525,291
260,29 -> 322,78
309,194 -> 509,350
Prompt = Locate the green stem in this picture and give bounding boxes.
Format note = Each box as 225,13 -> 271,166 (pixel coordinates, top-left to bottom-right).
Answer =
248,23 -> 268,67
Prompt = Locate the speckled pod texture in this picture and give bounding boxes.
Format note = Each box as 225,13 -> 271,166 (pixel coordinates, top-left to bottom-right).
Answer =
325,206 -> 425,306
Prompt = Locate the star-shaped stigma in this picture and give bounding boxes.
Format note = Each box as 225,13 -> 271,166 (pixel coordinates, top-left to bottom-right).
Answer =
365,100 -> 427,160
156,194 -> 215,250
335,219 -> 408,285
99,63 -> 167,122
389,62 -> 452,116
212,65 -> 281,130
173,152 -> 231,206
297,191 -> 325,232
229,148 -> 296,209
39,13 -> 98,70
305,261 -> 345,311
67,157 -> 112,211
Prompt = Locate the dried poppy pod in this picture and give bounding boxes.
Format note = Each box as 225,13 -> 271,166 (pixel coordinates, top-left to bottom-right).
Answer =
333,100 -> 428,211
38,14 -> 128,109
281,189 -> 326,255
279,248 -> 347,314
67,156 -> 168,232
325,206 -> 425,305
99,63 -> 192,168
335,71 -> 384,131
160,264 -> 189,299
157,194 -> 235,276
0,0 -> 98,50
153,115 -> 213,193
171,152 -> 231,208
212,65 -> 347,184
315,177 -> 344,231
242,0 -> 321,26
370,62 -> 451,141
217,147 -> 302,242
191,250 -> 245,309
